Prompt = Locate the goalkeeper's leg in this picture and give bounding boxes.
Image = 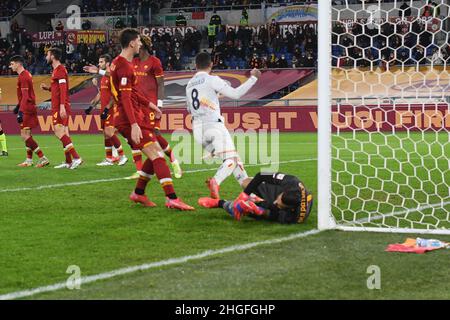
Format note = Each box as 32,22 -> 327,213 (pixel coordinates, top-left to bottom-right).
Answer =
198,197 -> 264,221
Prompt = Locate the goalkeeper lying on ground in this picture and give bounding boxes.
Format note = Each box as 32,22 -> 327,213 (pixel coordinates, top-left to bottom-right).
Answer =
199,172 -> 313,224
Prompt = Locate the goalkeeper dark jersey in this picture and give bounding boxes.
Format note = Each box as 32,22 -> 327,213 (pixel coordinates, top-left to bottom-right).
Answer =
244,172 -> 312,224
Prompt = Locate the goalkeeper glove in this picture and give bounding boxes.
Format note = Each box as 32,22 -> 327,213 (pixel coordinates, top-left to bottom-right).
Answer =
84,105 -> 94,115
13,104 -> 20,114
100,108 -> 109,120
17,111 -> 24,124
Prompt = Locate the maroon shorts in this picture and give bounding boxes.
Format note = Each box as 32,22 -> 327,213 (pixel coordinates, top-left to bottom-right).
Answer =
21,113 -> 39,130
52,110 -> 69,127
101,113 -> 115,130
117,125 -> 157,150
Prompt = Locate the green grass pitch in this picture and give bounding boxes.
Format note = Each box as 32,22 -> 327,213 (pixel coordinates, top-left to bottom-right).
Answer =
0,132 -> 449,299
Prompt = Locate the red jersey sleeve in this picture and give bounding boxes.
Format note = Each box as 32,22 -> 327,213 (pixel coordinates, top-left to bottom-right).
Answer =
152,57 -> 164,78
17,77 -> 22,109
55,67 -> 68,106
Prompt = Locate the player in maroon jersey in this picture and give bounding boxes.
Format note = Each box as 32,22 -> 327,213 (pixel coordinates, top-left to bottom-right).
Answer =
109,28 -> 193,210
85,54 -> 128,167
40,47 -> 83,169
132,35 -> 183,178
9,55 -> 49,168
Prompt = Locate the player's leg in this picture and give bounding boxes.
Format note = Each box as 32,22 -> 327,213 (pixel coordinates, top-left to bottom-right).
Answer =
23,112 -> 49,167
53,124 -> 71,168
129,158 -> 156,207
198,197 -> 264,221
0,125 -> 7,156
97,130 -> 114,166
108,127 -> 127,166
139,134 -> 194,210
18,128 -> 33,167
29,129 -> 50,168
203,123 -> 245,198
155,129 -> 182,178
64,126 -> 82,169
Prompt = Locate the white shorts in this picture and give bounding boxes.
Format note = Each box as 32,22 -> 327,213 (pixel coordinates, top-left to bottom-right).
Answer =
192,120 -> 237,160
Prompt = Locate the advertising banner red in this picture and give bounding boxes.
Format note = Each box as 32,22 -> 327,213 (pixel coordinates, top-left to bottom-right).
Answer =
0,105 -> 448,135
65,30 -> 107,45
30,31 -> 65,47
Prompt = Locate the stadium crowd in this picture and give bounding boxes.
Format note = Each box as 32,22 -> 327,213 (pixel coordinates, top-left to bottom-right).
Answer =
332,15 -> 450,68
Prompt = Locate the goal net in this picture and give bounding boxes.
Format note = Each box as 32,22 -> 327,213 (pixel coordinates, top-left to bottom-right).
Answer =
318,0 -> 450,234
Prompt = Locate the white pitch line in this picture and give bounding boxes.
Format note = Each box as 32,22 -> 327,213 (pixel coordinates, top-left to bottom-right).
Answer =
0,229 -> 322,300
0,158 -> 317,193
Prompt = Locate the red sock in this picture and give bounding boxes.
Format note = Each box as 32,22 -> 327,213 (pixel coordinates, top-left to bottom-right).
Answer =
152,157 -> 176,197
65,150 -> 72,164
26,147 -> 33,160
60,135 -> 80,160
135,159 -> 154,194
132,150 -> 142,171
26,137 -> 44,158
105,138 -> 113,159
111,134 -> 124,156
157,135 -> 175,162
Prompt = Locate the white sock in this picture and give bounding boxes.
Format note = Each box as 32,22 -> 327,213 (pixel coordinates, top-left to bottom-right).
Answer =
232,159 -> 248,186
214,158 -> 237,185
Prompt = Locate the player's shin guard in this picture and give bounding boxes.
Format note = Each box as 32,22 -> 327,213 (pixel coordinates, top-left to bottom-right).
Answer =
135,159 -> 154,195
60,135 -> 79,160
26,137 -> 44,159
232,158 -> 248,186
152,157 -> 176,199
111,134 -> 124,156
104,138 -> 113,159
213,158 -> 237,185
132,150 -> 143,171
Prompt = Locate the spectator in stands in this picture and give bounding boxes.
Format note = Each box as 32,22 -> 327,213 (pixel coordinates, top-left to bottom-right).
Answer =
45,21 -> 53,31
208,22 -> 216,48
115,18 -> 125,29
55,21 -> 64,31
210,10 -> 222,27
400,1 -> 411,18
240,8 -> 249,26
176,11 -> 187,27
277,55 -> 288,68
66,42 -> 75,60
249,53 -> 261,69
82,19 -> 92,30
216,58 -> 228,70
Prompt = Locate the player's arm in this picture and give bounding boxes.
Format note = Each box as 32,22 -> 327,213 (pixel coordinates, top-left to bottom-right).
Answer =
40,83 -> 51,91
85,92 -> 100,114
19,78 -> 30,112
118,66 -> 141,144
58,75 -> 68,119
154,59 -> 165,108
100,97 -> 114,120
242,172 -> 294,195
212,69 -> 261,100
83,65 -> 110,77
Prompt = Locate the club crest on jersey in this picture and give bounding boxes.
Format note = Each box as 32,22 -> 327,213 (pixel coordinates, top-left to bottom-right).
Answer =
144,65 -> 149,69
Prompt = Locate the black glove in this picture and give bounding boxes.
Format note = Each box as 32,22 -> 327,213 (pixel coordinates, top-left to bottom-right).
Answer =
84,105 -> 94,115
17,111 -> 24,124
13,104 -> 20,114
100,108 -> 109,120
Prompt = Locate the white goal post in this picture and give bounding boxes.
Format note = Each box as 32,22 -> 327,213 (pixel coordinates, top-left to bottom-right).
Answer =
317,0 -> 450,234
